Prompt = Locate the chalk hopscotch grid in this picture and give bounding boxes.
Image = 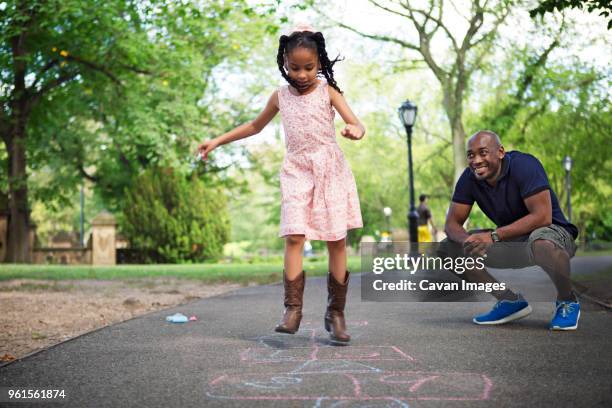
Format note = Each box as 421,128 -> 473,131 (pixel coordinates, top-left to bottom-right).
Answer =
206,320 -> 494,404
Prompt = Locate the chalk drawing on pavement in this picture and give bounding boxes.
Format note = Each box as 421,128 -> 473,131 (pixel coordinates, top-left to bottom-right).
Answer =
205,320 -> 494,405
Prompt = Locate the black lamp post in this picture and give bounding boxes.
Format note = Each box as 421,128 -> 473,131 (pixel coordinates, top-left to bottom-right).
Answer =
398,100 -> 419,244
563,155 -> 573,222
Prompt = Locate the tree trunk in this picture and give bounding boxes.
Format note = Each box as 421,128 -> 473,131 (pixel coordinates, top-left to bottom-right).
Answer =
5,4 -> 32,263
441,85 -> 468,184
5,125 -> 30,263
451,116 -> 467,184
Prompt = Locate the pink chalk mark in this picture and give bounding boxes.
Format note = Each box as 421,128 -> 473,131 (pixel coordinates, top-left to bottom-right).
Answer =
409,376 -> 439,393
207,371 -> 494,401
310,346 -> 319,361
240,345 -> 416,363
206,395 -> 490,401
343,373 -> 362,397
391,346 -> 416,361
377,371 -> 493,400
209,374 -> 228,386
325,345 -> 414,362
239,348 -> 251,361
481,374 -> 493,400
380,374 -> 440,392
208,395 -> 353,401
334,351 -> 379,359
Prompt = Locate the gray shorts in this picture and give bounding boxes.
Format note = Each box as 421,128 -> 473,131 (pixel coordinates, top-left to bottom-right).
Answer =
441,224 -> 577,269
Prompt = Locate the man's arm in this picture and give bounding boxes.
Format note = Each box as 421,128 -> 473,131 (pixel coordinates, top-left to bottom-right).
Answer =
496,189 -> 552,240
444,202 -> 473,244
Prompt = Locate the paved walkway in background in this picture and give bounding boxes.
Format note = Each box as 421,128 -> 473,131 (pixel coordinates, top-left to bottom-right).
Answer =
1,257 -> 611,407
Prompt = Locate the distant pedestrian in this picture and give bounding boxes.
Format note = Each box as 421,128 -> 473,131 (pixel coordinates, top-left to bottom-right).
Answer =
417,194 -> 438,242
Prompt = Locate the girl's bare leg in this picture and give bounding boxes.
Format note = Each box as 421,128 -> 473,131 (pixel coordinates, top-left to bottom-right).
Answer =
284,235 -> 305,280
327,237 -> 347,281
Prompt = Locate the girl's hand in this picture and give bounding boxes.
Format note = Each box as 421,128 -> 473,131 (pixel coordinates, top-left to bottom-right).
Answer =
196,139 -> 218,161
341,124 -> 364,140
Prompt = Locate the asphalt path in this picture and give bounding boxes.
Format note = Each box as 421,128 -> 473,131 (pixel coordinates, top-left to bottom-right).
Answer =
1,256 -> 611,407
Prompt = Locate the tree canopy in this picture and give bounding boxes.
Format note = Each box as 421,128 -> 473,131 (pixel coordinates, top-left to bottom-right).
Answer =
1,0 -> 279,261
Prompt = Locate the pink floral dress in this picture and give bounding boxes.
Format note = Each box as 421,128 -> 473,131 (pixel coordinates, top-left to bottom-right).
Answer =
277,80 -> 363,241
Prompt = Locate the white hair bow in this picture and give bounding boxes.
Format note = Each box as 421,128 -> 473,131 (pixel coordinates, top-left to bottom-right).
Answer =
290,22 -> 315,33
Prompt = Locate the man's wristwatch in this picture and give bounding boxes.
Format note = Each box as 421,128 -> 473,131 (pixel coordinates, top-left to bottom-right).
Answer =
491,229 -> 501,242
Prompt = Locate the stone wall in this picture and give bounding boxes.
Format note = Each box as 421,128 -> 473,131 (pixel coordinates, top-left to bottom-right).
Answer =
2,211 -> 118,265
31,248 -> 91,265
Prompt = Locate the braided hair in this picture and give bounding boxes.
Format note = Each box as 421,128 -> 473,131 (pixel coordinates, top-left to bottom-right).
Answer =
277,31 -> 343,94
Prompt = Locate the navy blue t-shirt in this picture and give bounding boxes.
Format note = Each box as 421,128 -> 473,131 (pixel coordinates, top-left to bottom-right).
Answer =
451,151 -> 578,238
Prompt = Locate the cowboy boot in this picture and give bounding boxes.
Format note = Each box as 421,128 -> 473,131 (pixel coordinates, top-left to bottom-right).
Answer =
274,271 -> 305,334
324,271 -> 351,343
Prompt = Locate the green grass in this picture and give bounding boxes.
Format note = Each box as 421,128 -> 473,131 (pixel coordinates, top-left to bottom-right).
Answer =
0,256 -> 362,286
576,248 -> 612,257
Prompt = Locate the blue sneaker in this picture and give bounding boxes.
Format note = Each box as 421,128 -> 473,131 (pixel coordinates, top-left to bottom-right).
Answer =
473,295 -> 532,325
550,300 -> 580,330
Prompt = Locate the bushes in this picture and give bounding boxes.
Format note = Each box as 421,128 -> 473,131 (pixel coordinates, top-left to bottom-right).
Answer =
121,167 -> 230,263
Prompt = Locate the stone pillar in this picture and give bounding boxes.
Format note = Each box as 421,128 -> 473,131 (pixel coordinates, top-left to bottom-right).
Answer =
91,211 -> 117,265
0,212 -> 7,263
359,235 -> 376,256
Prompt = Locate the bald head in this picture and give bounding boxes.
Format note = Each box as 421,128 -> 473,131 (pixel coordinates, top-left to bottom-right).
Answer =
468,130 -> 502,148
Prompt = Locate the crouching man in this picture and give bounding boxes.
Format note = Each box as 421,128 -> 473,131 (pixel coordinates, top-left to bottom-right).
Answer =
444,130 -> 579,330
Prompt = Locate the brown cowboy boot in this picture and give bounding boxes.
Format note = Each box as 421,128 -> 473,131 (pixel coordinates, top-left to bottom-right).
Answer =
324,271 -> 351,343
274,271 -> 305,334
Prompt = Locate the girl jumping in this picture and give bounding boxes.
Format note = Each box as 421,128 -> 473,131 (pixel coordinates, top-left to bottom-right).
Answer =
197,23 -> 364,344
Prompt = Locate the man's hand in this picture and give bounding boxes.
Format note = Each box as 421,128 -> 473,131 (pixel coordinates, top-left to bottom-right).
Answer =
463,232 -> 493,256
341,124 -> 364,140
